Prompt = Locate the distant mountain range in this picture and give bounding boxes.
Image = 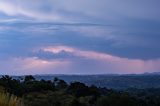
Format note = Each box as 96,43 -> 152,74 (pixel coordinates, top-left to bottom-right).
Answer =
2,72 -> 160,90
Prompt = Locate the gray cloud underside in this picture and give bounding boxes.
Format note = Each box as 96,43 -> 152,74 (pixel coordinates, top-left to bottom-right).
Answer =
0,21 -> 160,60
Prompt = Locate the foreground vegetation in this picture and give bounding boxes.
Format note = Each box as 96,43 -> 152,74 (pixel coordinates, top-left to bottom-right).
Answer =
0,92 -> 22,106
0,75 -> 160,106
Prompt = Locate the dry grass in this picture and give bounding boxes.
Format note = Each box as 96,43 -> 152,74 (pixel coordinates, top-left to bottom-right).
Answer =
0,93 -> 23,106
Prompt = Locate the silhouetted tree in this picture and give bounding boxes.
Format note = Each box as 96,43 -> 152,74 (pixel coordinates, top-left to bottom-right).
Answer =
56,79 -> 68,89
24,75 -> 35,83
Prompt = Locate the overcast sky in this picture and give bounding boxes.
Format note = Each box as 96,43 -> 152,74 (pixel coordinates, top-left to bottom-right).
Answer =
0,0 -> 160,75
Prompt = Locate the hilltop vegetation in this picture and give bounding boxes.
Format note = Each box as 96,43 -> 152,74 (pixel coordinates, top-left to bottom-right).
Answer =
0,75 -> 160,106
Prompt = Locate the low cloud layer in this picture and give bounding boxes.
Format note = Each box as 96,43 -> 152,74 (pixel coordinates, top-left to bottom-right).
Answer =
1,46 -> 160,75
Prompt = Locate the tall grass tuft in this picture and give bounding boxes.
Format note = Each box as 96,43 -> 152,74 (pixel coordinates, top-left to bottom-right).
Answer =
0,93 -> 23,106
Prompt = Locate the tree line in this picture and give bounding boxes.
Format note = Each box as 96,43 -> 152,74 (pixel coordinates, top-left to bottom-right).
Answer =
0,75 -> 160,106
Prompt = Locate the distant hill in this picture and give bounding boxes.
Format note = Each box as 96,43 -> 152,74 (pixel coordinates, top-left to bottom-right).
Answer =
10,73 -> 160,90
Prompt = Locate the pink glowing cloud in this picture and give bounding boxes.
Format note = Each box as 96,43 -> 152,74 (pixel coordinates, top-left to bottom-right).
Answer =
42,46 -> 160,74
0,46 -> 160,75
